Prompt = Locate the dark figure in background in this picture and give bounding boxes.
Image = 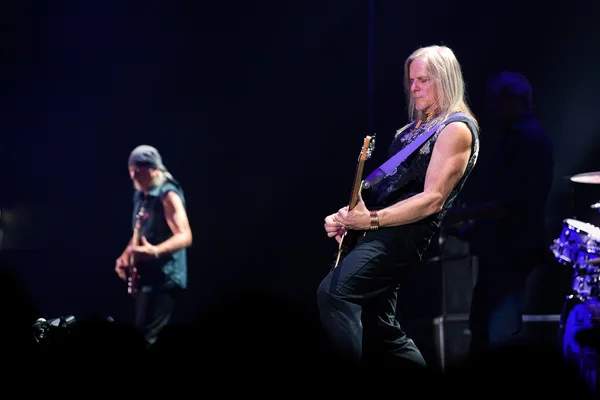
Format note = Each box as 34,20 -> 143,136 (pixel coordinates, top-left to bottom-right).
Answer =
114,145 -> 192,346
445,71 -> 554,356
317,45 -> 480,366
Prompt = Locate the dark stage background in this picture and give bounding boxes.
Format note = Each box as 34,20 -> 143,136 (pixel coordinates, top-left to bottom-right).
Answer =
1,0 -> 599,329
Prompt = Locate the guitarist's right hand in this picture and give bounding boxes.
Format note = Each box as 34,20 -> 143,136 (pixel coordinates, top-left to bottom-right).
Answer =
324,213 -> 346,243
115,255 -> 129,281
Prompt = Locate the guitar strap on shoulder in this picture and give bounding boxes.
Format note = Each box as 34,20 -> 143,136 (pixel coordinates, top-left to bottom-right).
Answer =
362,112 -> 468,190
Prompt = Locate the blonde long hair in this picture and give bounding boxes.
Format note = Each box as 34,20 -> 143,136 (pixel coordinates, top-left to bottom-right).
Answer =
397,45 -> 478,135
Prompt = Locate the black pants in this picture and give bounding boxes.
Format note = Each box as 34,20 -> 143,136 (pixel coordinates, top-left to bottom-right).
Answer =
317,227 -> 428,367
135,284 -> 181,346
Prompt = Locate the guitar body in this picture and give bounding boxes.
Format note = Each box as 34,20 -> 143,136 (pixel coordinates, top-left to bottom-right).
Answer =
332,229 -> 363,269
128,254 -> 140,297
331,135 -> 376,269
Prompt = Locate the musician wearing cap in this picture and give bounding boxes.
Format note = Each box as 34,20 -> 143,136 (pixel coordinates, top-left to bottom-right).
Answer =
114,145 -> 192,346
317,45 -> 480,366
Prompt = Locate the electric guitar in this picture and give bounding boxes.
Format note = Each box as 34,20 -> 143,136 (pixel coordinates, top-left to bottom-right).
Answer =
128,204 -> 148,297
332,134 -> 376,269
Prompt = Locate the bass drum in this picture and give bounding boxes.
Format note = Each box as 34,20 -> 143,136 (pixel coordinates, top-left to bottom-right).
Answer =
560,296 -> 600,394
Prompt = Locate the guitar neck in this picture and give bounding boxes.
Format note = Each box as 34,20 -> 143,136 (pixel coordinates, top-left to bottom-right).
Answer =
131,204 -> 146,250
129,216 -> 143,264
129,233 -> 139,265
344,134 -> 375,212
348,159 -> 367,211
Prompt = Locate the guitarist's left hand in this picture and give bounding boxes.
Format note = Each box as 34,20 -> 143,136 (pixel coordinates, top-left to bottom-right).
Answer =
130,236 -> 159,262
335,192 -> 371,231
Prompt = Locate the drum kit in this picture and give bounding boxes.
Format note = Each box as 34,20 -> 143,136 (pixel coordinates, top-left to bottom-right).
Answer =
551,171 -> 600,394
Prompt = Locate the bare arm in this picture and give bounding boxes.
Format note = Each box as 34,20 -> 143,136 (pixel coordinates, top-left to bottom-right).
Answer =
377,121 -> 473,227
154,191 -> 193,256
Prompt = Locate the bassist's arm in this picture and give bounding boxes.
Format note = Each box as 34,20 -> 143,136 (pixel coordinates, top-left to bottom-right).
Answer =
153,191 -> 192,257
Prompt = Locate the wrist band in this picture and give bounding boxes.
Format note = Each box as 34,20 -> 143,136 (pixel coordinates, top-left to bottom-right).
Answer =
369,210 -> 379,231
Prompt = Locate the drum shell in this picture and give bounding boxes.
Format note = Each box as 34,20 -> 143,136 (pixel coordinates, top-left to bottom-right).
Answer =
551,219 -> 600,265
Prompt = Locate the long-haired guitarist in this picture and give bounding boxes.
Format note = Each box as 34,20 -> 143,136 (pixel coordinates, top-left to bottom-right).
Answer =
317,45 -> 480,366
114,145 -> 192,346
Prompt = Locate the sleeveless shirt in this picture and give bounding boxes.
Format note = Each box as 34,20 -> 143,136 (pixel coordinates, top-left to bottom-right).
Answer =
365,112 -> 480,254
132,180 -> 187,289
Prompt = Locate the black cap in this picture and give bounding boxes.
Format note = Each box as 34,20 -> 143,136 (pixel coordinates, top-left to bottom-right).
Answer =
128,145 -> 167,171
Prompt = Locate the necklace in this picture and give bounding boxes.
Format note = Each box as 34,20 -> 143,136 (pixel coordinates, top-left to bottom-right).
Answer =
413,112 -> 433,131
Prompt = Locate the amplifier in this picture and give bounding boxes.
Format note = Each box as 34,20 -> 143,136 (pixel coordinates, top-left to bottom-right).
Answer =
400,234 -> 478,322
407,313 -> 561,372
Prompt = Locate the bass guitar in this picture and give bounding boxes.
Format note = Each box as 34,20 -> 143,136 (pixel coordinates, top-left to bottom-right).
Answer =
332,134 -> 376,269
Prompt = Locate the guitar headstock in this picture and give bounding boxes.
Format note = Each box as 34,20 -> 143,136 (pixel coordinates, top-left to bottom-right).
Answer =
366,134 -> 375,159
136,206 -> 149,221
358,134 -> 376,162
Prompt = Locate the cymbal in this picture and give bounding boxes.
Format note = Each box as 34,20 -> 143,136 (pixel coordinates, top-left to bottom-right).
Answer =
571,171 -> 600,184
585,258 -> 600,265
